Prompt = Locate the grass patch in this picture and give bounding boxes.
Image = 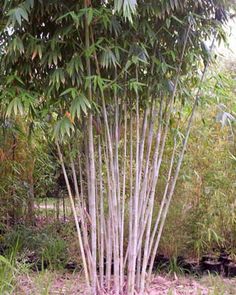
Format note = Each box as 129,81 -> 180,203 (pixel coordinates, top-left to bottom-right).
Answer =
200,274 -> 236,295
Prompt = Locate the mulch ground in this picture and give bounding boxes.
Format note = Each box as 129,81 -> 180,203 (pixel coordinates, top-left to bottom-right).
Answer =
14,272 -> 236,294
147,275 -> 209,295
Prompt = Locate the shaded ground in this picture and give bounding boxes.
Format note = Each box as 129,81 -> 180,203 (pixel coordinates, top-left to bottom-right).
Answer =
14,272 -> 236,294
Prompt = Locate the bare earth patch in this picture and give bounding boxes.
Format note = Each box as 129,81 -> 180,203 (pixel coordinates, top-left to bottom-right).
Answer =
147,275 -> 209,295
15,272 -> 236,295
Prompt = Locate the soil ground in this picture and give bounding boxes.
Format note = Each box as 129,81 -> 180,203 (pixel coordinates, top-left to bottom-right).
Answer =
14,272 -> 236,295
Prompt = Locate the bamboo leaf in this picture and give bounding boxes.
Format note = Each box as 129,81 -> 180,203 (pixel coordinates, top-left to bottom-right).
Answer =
114,0 -> 137,22
15,9 -> 22,26
18,7 -> 29,22
171,15 -> 183,24
26,0 -> 34,9
53,117 -> 75,140
87,8 -> 94,25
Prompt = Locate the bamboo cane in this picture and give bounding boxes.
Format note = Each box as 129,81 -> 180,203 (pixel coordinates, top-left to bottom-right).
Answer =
147,34 -> 217,284
56,142 -> 90,289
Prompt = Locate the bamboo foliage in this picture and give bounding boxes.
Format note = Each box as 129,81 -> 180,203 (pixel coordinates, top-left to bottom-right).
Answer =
0,1 -> 232,294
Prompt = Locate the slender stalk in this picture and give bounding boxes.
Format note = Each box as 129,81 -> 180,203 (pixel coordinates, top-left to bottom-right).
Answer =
70,153 -> 93,275
136,99 -> 162,252
139,102 -> 163,293
120,100 -> 127,291
84,1 -> 97,292
148,137 -> 177,259
87,116 -> 97,293
90,25 -> 120,294
114,68 -> 121,294
56,142 -> 90,288
136,246 -> 142,290
98,137 -> 105,288
147,34 -> 217,282
137,101 -> 155,221
128,66 -> 141,295
78,154 -> 86,213
137,24 -> 191,255
103,134 -> 113,290
138,24 -> 192,292
126,109 -> 133,270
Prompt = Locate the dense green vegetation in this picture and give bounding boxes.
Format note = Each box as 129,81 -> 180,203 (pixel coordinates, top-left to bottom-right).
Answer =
160,69 -> 236,257
0,0 -> 235,294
